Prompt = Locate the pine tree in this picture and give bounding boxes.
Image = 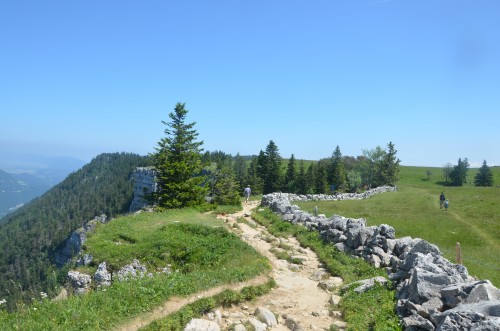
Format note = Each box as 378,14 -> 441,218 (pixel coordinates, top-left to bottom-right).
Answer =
232,153 -> 247,192
152,102 -> 208,209
328,145 -> 346,192
306,163 -> 315,194
295,160 -> 307,194
450,158 -> 469,186
262,140 -> 283,194
212,164 -> 241,205
283,154 -> 296,192
246,156 -> 264,194
314,161 -> 328,194
474,160 -> 494,187
375,142 -> 401,186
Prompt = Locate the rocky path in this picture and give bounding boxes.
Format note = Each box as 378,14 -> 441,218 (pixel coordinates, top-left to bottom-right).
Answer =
117,201 -> 346,331
211,200 -> 346,330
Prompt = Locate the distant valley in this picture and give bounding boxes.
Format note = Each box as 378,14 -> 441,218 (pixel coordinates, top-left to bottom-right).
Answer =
0,153 -> 85,219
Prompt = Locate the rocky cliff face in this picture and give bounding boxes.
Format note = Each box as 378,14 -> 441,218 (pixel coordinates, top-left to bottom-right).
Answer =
54,214 -> 108,267
261,187 -> 500,330
129,167 -> 157,212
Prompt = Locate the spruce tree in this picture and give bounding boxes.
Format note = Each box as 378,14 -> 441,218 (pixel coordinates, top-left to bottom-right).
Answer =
376,142 -> 401,186
474,160 -> 494,187
212,164 -> 241,205
284,154 -> 297,192
295,160 -> 307,194
328,145 -> 346,192
152,102 -> 208,209
262,140 -> 283,194
450,158 -> 469,186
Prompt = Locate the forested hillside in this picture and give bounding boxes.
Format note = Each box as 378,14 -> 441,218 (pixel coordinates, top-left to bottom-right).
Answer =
0,153 -> 148,310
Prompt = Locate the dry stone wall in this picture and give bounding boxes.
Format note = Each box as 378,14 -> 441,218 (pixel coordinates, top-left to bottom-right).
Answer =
261,187 -> 500,330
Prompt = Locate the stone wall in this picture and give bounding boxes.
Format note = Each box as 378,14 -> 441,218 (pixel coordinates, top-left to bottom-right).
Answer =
129,167 -> 157,212
261,187 -> 500,330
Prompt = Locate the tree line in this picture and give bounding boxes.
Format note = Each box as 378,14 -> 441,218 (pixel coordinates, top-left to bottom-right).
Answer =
150,103 -> 402,210
442,158 -> 494,187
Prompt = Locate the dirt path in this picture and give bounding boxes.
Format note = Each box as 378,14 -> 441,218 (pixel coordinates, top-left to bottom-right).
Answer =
116,201 -> 346,330
212,201 -> 346,330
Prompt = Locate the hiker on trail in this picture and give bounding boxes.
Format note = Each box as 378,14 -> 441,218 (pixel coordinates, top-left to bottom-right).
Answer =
445,199 -> 449,211
244,186 -> 251,204
440,192 -> 446,209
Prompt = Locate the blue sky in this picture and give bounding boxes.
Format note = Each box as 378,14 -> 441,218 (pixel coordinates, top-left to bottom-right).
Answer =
1,1 -> 499,167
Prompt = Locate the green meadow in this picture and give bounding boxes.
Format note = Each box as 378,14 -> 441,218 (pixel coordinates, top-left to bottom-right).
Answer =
295,166 -> 500,287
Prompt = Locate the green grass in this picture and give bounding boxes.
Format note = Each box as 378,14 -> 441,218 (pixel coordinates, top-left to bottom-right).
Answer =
0,209 -> 271,330
295,166 -> 500,287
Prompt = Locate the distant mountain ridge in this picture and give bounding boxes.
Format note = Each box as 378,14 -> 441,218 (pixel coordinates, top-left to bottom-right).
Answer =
0,153 -> 86,218
0,169 -> 53,218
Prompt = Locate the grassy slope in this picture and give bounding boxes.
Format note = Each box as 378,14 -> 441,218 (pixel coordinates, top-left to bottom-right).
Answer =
296,166 -> 500,287
0,208 -> 271,330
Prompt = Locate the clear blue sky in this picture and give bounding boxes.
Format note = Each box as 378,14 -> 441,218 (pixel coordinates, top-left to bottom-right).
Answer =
1,1 -> 499,167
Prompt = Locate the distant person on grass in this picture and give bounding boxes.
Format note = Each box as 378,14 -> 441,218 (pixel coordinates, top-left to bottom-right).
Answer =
445,199 -> 449,211
244,186 -> 251,204
440,192 -> 446,209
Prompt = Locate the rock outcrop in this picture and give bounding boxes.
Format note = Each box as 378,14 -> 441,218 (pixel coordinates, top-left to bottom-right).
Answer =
129,167 -> 157,212
261,188 -> 500,330
55,214 -> 108,267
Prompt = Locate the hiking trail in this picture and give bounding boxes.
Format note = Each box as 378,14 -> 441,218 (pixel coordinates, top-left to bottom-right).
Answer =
117,200 -> 346,330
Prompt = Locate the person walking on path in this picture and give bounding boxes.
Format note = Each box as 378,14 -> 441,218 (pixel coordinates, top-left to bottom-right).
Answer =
440,192 -> 446,209
244,186 -> 251,204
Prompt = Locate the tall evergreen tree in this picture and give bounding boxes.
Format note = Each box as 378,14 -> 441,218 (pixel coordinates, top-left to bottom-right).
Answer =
295,160 -> 307,194
262,140 -> 283,194
232,153 -> 247,192
246,156 -> 264,194
474,160 -> 494,187
212,164 -> 241,205
306,163 -> 315,194
328,145 -> 347,192
375,142 -> 401,186
314,161 -> 328,194
449,157 -> 469,186
283,154 -> 297,192
152,102 -> 208,209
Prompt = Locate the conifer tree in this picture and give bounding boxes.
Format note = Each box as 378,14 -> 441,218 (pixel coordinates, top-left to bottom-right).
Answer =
152,102 -> 208,209
212,164 -> 241,205
328,145 -> 346,192
314,161 -> 328,194
262,140 -> 283,194
284,154 -> 297,192
246,156 -> 264,194
375,142 -> 401,186
474,160 -> 494,187
306,163 -> 315,194
450,157 -> 469,186
295,160 -> 307,194
232,153 -> 247,192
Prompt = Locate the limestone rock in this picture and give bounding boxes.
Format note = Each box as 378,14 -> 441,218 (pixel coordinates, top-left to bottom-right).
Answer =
67,270 -> 92,295
255,307 -> 277,327
184,318 -> 220,331
94,262 -> 112,287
